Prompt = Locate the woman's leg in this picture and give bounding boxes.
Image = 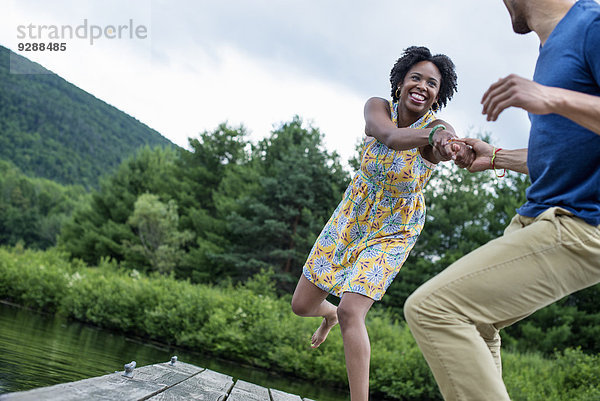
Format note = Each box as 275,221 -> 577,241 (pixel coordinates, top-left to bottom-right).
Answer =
337,292 -> 375,401
291,275 -> 339,348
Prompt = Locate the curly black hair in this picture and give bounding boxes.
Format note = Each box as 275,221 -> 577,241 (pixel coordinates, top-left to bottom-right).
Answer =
390,46 -> 457,112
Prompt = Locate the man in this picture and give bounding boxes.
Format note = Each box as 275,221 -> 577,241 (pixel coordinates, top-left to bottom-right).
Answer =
403,0 -> 600,400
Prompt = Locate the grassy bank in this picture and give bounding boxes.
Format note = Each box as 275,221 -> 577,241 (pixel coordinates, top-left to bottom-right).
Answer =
1,246 -> 598,400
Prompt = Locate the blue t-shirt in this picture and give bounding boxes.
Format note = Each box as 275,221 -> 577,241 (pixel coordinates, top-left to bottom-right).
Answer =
517,0 -> 600,226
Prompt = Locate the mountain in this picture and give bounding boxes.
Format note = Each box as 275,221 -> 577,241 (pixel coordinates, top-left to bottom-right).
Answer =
0,45 -> 175,188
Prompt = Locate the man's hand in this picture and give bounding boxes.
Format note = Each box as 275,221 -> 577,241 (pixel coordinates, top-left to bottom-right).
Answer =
481,74 -> 556,121
431,131 -> 475,167
450,141 -> 476,169
455,138 -> 494,172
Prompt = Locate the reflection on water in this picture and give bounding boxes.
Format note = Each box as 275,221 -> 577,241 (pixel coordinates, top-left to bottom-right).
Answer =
0,302 -> 348,401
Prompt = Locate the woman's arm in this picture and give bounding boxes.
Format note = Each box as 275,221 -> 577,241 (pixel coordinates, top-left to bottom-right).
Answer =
363,97 -> 457,161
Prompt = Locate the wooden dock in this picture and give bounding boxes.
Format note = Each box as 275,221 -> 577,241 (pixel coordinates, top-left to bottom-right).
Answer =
0,359 -> 317,401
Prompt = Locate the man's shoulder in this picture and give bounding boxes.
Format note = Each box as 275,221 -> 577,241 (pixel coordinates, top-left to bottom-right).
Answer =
575,0 -> 600,20
578,0 -> 600,10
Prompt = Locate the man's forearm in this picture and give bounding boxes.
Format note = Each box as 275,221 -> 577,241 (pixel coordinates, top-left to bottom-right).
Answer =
494,148 -> 528,174
549,87 -> 600,136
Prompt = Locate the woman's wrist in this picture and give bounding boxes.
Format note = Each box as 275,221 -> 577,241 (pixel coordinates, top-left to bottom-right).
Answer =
428,124 -> 446,146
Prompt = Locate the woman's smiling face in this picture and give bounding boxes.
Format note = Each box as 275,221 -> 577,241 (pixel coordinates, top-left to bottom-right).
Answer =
397,60 -> 441,116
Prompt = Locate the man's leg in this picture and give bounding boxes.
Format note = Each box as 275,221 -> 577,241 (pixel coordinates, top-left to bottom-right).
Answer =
404,208 -> 600,401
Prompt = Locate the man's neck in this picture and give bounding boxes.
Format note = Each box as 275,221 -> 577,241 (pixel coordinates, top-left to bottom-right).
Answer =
528,0 -> 576,45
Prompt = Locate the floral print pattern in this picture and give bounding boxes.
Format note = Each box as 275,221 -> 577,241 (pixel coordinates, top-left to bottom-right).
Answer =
302,102 -> 436,300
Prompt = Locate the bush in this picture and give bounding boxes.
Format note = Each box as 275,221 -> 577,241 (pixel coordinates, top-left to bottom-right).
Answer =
0,246 -> 75,310
503,348 -> 600,401
1,246 -> 599,400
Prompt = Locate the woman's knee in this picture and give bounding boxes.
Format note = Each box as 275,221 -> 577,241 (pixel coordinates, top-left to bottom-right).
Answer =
336,303 -> 355,326
290,275 -> 320,316
337,295 -> 373,327
291,295 -> 309,316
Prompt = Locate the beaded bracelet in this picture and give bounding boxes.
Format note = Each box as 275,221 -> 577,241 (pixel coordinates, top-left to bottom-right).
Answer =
428,124 -> 446,146
491,147 -> 506,178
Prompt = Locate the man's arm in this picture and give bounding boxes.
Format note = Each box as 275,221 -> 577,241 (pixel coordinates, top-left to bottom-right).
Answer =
481,74 -> 600,136
542,87 -> 600,135
494,148 -> 528,174
460,137 -> 528,175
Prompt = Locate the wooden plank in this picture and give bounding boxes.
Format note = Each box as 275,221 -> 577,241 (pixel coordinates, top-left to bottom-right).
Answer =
193,369 -> 234,393
154,361 -> 204,377
147,369 -> 234,401
135,361 -> 204,385
227,380 -> 270,401
270,388 -> 302,401
0,361 -> 316,401
0,361 -> 203,401
0,372 -> 164,401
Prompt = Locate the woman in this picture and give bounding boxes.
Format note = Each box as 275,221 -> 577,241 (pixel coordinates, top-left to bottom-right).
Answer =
291,46 -> 472,401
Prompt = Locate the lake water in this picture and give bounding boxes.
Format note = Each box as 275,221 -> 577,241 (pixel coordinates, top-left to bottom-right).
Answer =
0,302 -> 349,400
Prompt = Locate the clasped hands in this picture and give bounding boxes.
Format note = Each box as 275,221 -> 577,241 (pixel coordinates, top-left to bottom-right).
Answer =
430,129 -> 493,172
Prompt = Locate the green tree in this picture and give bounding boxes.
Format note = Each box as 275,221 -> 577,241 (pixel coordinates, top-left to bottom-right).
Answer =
125,193 -> 193,274
0,160 -> 86,248
176,123 -> 250,213
212,117 -> 350,290
175,123 -> 251,282
59,124 -> 251,282
59,146 -> 180,264
348,137 -> 365,174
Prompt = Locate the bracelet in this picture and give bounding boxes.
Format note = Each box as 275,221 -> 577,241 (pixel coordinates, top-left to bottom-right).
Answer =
491,147 -> 506,178
428,124 -> 446,146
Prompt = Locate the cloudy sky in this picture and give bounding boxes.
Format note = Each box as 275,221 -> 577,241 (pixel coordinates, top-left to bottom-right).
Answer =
1,0 -> 542,164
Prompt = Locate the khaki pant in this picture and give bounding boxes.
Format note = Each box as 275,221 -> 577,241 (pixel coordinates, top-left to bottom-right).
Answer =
404,207 -> 600,401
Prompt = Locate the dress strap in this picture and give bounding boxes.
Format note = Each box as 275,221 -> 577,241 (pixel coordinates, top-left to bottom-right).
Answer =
389,101 -> 436,128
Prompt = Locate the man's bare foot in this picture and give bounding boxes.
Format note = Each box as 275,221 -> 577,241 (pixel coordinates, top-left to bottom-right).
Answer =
311,313 -> 338,348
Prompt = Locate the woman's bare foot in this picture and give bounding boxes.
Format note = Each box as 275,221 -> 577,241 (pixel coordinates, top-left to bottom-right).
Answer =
311,313 -> 338,348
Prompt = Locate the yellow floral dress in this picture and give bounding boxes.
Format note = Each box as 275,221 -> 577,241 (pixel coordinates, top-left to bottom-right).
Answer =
302,101 -> 437,300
